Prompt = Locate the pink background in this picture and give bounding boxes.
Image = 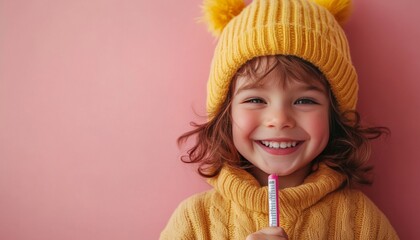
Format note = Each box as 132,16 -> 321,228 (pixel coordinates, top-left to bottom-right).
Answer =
0,0 -> 418,239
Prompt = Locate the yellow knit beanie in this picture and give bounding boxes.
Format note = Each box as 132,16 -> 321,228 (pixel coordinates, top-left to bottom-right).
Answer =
202,0 -> 357,117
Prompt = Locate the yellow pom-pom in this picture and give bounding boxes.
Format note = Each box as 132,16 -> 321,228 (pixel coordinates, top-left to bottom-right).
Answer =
311,0 -> 353,25
202,0 -> 246,37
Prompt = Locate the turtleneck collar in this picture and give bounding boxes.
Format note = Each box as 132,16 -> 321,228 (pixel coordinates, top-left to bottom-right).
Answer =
207,164 -> 345,220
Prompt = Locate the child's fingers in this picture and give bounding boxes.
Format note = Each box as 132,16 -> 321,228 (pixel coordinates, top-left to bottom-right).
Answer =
246,227 -> 289,240
258,226 -> 288,239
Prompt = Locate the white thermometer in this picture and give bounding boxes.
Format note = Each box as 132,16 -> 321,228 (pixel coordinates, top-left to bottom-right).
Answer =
268,174 -> 279,227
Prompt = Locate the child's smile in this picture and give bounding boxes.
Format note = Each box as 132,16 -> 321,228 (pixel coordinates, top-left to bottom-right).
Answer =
257,139 -> 302,155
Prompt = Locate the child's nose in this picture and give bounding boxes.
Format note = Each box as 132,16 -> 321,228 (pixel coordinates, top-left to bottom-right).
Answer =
264,107 -> 296,129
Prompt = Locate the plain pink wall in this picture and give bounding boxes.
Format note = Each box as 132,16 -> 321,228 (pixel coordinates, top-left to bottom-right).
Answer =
0,0 -> 418,239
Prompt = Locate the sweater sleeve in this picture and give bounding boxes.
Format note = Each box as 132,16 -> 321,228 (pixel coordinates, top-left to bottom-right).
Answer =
160,191 -> 213,240
355,192 -> 399,240
160,198 -> 195,240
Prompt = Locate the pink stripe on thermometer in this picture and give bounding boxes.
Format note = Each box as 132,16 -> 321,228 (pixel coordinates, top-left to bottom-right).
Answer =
268,174 -> 279,227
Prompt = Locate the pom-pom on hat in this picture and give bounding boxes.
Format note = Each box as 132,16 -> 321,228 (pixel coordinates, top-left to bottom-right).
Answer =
202,0 -> 357,117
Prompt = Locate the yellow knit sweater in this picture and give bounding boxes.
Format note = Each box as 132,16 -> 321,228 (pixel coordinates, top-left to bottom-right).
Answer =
160,164 -> 398,239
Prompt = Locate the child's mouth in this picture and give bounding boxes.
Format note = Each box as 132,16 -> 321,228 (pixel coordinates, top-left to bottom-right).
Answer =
257,140 -> 303,155
260,140 -> 300,149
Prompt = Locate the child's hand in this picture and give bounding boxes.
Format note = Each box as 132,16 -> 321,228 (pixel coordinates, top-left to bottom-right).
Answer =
246,227 -> 288,240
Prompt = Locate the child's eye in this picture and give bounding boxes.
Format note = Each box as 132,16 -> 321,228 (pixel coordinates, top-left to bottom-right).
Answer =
295,98 -> 318,105
244,98 -> 265,104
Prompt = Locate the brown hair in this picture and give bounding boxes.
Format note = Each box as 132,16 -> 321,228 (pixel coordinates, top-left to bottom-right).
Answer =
178,55 -> 389,187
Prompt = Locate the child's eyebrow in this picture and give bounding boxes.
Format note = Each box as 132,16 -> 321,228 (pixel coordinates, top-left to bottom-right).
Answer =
300,84 -> 326,93
235,84 -> 263,95
235,83 -> 326,94
236,84 -> 256,92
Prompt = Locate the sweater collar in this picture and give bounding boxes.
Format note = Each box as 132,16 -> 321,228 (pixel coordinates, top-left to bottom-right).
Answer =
207,164 -> 345,218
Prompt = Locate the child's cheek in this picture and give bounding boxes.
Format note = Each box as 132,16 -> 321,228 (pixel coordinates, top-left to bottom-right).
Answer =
305,111 -> 330,148
231,108 -> 259,137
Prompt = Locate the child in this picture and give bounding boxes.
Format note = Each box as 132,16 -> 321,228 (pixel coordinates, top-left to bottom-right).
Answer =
161,0 -> 399,239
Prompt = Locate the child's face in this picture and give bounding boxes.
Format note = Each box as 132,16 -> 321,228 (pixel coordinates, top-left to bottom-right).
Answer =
231,62 -> 330,184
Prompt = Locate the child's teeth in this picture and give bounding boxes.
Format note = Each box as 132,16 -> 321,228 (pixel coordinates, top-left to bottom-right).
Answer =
261,141 -> 298,149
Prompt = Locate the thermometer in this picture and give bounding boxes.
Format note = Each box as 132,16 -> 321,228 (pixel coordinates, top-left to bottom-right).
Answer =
268,174 -> 279,227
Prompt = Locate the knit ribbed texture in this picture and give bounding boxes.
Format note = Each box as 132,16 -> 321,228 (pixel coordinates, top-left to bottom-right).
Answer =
160,164 -> 399,239
206,0 -> 358,117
